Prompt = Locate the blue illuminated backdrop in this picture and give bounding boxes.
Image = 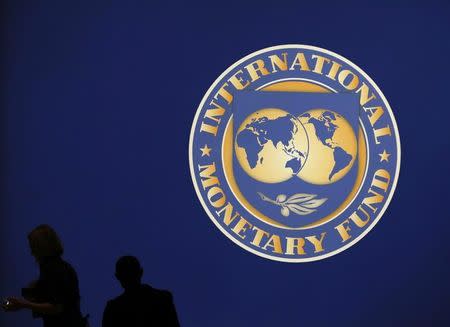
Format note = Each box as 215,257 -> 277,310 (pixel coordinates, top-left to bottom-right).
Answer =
1,1 -> 450,326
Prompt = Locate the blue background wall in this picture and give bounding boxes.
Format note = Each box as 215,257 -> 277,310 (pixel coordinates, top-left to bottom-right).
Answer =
1,1 -> 450,326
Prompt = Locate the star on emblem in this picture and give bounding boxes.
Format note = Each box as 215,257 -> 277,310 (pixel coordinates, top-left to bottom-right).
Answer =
378,150 -> 391,162
200,144 -> 212,157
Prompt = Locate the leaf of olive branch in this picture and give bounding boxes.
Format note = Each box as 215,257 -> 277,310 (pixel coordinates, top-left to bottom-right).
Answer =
257,192 -> 327,217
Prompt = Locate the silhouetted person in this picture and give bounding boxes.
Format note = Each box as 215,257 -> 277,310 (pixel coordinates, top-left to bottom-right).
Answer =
1,224 -> 87,327
102,256 -> 180,327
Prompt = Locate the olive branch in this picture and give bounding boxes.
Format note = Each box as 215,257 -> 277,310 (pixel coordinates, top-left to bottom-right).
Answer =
257,192 -> 327,217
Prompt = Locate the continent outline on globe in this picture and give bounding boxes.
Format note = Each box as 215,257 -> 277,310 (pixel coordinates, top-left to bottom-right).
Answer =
299,109 -> 357,184
234,108 -> 309,184
235,107 -> 357,185
236,112 -> 306,174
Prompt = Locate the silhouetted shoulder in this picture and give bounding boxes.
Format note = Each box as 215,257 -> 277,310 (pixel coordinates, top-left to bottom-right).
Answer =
151,287 -> 174,301
102,284 -> 179,327
107,284 -> 171,304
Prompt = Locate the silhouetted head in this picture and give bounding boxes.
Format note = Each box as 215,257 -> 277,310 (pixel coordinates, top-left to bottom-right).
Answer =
28,224 -> 64,263
115,256 -> 143,290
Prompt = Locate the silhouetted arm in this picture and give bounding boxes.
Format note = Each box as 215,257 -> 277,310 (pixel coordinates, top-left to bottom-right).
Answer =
3,297 -> 62,315
24,301 -> 63,315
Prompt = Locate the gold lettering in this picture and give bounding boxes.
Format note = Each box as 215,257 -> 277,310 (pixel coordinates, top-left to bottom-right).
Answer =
199,122 -> 218,136
305,232 -> 326,253
216,202 -> 240,226
213,82 -> 233,104
363,106 -> 384,126
338,69 -> 359,90
268,53 -> 288,73
349,207 -> 370,228
374,125 -> 392,144
251,226 -> 270,247
289,52 -> 311,71
228,70 -> 250,90
198,163 -> 219,189
362,188 -> 384,214
262,234 -> 283,254
207,186 -> 226,208
335,219 -> 352,242
244,59 -> 270,82
311,55 -> 330,74
356,83 -> 376,106
199,100 -> 226,136
285,237 -> 306,255
372,169 -> 391,192
326,60 -> 342,80
232,217 -> 252,239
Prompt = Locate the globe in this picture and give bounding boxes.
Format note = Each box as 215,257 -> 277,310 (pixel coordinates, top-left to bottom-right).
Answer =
235,108 -> 309,183
297,109 -> 357,185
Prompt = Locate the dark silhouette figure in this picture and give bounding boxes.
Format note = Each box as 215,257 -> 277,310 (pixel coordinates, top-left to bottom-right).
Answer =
1,224 -> 87,327
102,256 -> 180,327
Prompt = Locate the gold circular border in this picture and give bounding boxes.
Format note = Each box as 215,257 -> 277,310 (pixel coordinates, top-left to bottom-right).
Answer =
189,45 -> 401,263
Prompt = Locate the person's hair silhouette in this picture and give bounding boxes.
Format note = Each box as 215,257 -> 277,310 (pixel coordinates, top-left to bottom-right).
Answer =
28,224 -> 64,259
2,224 -> 88,327
102,255 -> 180,327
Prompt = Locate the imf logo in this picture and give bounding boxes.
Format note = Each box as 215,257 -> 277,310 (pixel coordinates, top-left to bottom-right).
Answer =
189,45 -> 400,262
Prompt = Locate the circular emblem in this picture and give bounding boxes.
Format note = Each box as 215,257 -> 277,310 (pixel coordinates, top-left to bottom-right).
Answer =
189,45 -> 400,262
